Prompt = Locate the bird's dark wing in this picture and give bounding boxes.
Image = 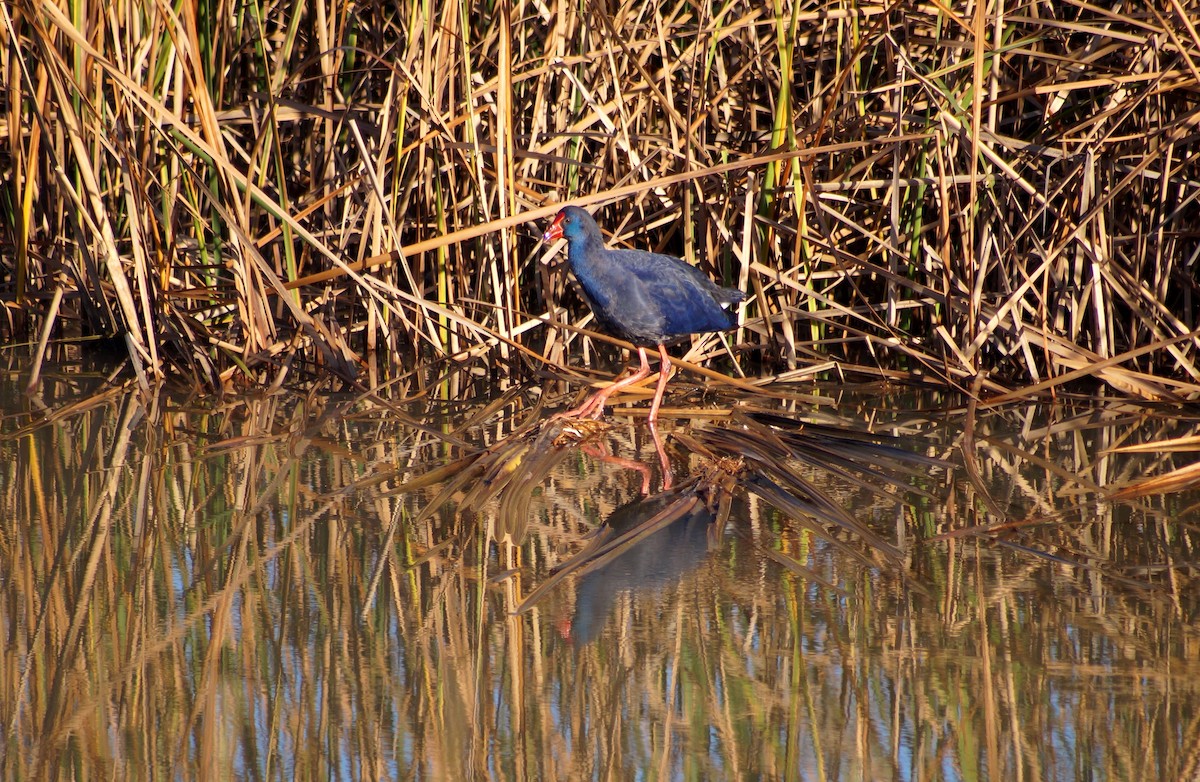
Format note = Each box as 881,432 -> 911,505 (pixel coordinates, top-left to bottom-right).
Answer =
612,250 -> 742,338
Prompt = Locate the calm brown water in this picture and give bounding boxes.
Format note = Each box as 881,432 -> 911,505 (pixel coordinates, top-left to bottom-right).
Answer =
1,368 -> 1197,780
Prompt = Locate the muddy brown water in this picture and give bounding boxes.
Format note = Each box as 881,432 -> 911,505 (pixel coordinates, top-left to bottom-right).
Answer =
1,368 -> 1197,780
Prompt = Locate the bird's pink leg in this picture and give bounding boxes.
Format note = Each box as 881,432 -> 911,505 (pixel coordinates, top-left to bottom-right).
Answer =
568,347 -> 653,419
647,344 -> 674,423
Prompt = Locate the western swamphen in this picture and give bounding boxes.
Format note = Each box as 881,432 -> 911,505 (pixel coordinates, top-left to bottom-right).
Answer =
543,206 -> 745,422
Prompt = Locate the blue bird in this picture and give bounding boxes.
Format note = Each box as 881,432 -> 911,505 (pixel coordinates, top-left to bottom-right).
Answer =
544,206 -> 744,422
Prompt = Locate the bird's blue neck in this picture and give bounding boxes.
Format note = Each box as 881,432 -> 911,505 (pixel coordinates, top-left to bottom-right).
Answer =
566,235 -> 604,277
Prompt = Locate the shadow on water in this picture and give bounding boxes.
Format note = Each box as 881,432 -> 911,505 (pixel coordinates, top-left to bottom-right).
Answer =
2,361 -> 1200,779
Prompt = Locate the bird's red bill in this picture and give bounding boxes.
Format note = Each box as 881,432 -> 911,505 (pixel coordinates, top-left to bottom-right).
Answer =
542,212 -> 566,243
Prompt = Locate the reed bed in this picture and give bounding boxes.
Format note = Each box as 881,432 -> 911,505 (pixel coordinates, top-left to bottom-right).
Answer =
2,0 -> 1198,399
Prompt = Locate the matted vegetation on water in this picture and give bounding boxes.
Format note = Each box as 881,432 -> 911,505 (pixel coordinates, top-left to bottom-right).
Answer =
2,0 -> 1199,400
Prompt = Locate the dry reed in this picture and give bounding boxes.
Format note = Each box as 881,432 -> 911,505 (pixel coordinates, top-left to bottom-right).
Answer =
2,0 -> 1199,402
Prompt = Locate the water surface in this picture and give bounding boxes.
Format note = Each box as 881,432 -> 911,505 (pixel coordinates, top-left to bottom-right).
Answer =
1,368 -> 1196,780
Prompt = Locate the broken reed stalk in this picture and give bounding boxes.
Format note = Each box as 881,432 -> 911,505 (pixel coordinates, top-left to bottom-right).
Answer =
2,0 -> 1199,401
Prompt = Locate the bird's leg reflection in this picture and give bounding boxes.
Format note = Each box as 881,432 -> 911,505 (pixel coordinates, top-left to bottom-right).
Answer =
580,440 -> 653,495
648,420 -> 673,490
576,421 -> 674,494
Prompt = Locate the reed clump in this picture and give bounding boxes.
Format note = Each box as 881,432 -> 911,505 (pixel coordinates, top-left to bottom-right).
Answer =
2,0 -> 1198,400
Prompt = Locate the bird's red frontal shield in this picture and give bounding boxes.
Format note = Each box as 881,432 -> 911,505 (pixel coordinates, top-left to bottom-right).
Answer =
542,212 -> 566,243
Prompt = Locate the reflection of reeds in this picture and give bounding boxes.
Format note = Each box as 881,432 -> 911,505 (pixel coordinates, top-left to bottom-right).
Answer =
4,2 -> 1199,401
1,387 -> 1199,777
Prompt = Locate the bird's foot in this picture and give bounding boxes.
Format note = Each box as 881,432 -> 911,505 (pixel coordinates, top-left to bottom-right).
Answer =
558,390 -> 610,420
549,415 -> 609,447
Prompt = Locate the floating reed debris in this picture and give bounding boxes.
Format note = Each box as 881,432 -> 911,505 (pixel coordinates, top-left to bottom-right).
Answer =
2,1 -> 1199,401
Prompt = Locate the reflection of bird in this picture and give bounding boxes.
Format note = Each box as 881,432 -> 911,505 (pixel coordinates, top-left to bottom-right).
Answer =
558,491 -> 716,646
543,206 -> 745,422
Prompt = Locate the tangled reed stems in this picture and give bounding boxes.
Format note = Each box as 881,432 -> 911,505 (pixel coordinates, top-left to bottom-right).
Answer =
2,0 -> 1198,401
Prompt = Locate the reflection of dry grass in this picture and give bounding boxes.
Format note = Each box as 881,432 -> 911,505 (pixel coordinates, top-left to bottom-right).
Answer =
1,383 -> 1199,778
935,399 -> 1200,604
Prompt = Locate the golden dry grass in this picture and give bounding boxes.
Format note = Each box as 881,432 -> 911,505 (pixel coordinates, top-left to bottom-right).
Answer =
2,0 -> 1199,403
